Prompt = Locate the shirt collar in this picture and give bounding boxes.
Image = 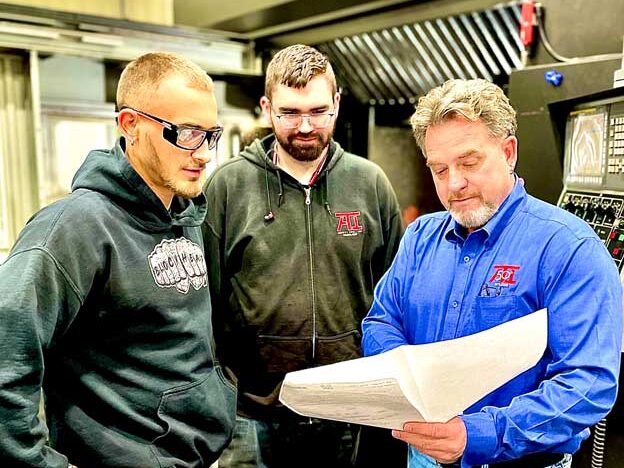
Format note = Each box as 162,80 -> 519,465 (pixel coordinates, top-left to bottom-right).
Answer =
444,177 -> 527,245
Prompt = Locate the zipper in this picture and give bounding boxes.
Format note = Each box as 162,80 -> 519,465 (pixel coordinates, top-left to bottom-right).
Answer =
303,186 -> 316,360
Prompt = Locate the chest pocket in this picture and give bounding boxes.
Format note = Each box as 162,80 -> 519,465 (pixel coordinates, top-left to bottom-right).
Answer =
470,295 -> 520,332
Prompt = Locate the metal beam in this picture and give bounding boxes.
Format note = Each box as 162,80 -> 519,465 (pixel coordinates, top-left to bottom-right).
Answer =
174,0 -> 293,28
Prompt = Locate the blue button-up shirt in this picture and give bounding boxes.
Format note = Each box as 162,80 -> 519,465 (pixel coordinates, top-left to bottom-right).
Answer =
362,181 -> 622,466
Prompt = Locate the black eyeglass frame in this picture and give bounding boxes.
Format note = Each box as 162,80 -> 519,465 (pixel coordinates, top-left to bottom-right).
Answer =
120,107 -> 223,150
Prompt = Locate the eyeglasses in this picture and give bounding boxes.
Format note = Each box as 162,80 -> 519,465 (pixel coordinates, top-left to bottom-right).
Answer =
122,107 -> 223,150
271,107 -> 336,129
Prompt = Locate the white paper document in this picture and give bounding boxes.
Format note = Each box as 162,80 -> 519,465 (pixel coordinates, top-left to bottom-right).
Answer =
279,308 -> 547,429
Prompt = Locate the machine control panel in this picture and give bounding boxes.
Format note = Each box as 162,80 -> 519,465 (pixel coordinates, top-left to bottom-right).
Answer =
559,190 -> 624,270
606,102 -> 624,180
559,92 -> 624,273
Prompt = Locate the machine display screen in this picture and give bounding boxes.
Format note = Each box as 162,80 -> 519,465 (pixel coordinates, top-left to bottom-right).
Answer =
564,106 -> 608,186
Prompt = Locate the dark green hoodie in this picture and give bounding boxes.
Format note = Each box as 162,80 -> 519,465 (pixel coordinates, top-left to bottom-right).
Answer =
0,139 -> 236,467
203,135 -> 403,419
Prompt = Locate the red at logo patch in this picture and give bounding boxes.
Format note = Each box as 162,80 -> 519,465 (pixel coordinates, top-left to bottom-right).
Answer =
335,211 -> 364,236
488,264 -> 520,285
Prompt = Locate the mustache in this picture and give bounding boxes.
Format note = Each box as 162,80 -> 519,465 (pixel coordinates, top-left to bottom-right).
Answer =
292,131 -> 319,138
448,192 -> 481,202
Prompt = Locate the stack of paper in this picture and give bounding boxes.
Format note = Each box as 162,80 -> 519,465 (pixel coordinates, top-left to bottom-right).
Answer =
279,309 -> 547,429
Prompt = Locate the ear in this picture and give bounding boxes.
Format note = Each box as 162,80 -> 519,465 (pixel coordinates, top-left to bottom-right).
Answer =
260,96 -> 271,119
333,92 -> 341,118
117,109 -> 139,144
502,135 -> 518,172
259,96 -> 272,127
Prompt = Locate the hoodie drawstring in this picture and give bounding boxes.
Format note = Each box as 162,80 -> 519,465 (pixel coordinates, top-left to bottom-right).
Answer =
263,156 -> 275,222
276,170 -> 284,207
322,178 -> 332,217
263,143 -> 285,222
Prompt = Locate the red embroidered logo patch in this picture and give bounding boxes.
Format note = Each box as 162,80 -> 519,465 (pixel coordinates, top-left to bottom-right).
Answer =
488,264 -> 520,285
335,211 -> 364,237
479,264 -> 520,297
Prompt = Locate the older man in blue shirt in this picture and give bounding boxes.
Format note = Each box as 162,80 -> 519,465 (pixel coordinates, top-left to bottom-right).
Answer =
362,79 -> 622,468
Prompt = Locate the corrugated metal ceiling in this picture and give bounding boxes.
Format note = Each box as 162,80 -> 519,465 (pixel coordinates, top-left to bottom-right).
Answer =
317,1 -> 523,105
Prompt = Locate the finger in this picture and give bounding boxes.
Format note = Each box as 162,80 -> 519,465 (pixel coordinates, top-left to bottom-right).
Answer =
392,432 -> 457,463
402,421 -> 433,434
392,429 -> 433,448
391,430 -> 442,458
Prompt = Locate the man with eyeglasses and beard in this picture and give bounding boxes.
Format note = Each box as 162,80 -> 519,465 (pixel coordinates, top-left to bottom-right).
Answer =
0,52 -> 236,467
202,44 -> 405,467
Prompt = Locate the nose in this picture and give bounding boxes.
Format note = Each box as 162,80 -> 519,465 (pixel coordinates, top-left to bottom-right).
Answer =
190,139 -> 212,164
447,167 -> 468,192
297,115 -> 314,133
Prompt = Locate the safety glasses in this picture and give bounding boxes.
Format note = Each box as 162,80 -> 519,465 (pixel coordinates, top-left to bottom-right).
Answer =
122,107 -> 223,150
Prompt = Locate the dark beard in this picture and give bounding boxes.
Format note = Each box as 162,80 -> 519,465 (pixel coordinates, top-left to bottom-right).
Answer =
275,131 -> 331,162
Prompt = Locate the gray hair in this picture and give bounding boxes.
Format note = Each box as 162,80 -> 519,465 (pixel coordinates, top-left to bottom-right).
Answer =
410,79 -> 517,153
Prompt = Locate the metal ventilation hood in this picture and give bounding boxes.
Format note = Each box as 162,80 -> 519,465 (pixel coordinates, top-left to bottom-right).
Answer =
317,1 -> 523,105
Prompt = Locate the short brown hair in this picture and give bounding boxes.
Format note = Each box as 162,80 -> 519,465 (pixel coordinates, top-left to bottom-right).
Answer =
264,44 -> 337,100
116,52 -> 213,110
410,79 -> 517,154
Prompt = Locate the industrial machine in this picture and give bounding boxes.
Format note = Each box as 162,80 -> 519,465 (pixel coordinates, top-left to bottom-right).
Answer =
554,88 -> 624,279
550,85 -> 624,468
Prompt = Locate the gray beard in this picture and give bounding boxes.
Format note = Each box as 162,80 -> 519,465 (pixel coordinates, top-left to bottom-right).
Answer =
450,202 -> 497,230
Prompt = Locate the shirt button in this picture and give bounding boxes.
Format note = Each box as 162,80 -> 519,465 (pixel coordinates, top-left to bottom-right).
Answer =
463,255 -> 470,263
452,301 -> 459,308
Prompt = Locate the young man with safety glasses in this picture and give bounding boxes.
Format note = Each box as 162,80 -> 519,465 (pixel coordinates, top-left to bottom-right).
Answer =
0,52 -> 236,467
203,44 -> 405,467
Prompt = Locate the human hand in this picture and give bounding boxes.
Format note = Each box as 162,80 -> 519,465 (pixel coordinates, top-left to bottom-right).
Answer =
391,416 -> 467,464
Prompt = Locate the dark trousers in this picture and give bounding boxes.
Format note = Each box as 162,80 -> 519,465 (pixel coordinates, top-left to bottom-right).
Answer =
440,452 -> 569,468
219,415 -> 406,468
488,453 -> 567,468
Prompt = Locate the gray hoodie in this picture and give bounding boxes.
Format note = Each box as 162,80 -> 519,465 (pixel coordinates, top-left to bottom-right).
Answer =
203,135 -> 403,419
0,138 -> 236,467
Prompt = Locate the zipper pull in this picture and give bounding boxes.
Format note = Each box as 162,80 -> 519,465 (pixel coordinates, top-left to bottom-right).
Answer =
304,187 -> 311,206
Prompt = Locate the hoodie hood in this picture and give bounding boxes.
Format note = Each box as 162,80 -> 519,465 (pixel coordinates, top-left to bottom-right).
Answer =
71,137 -> 207,231
239,134 -> 343,221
